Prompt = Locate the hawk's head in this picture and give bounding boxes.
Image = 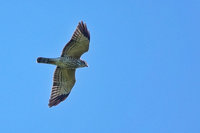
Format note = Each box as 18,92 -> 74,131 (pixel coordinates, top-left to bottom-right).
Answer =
80,60 -> 88,67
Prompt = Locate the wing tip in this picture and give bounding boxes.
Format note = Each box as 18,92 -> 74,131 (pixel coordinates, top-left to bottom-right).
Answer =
78,21 -> 90,41
48,94 -> 70,108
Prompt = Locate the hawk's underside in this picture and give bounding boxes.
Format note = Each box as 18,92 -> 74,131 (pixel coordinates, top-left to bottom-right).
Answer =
37,21 -> 90,107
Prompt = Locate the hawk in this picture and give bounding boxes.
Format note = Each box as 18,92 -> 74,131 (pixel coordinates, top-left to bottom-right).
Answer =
37,21 -> 90,107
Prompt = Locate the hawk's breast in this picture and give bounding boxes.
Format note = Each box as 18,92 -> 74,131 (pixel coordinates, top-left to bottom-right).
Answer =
58,56 -> 81,69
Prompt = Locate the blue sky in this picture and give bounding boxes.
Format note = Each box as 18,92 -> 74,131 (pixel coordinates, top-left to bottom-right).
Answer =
0,0 -> 199,132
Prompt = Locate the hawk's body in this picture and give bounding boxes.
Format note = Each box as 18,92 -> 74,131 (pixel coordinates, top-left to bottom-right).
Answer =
37,21 -> 90,107
37,56 -> 86,69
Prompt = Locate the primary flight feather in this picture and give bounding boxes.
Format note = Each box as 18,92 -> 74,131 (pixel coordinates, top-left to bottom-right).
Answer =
37,21 -> 90,107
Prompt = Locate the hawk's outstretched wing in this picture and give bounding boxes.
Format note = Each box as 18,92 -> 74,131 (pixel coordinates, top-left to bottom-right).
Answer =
61,21 -> 90,59
48,67 -> 76,107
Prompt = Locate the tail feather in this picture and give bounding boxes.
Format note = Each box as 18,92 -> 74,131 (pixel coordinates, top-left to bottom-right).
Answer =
37,57 -> 56,64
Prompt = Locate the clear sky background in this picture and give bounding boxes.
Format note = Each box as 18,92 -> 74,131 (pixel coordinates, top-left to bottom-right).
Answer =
0,0 -> 199,133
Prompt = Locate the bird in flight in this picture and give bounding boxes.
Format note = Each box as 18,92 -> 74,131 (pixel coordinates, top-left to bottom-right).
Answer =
37,21 -> 90,107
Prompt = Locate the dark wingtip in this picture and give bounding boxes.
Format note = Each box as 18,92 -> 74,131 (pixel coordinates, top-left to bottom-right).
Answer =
78,21 -> 90,41
48,94 -> 70,108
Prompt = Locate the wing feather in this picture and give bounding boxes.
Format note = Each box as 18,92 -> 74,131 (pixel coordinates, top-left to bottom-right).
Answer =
61,21 -> 90,58
48,67 -> 76,107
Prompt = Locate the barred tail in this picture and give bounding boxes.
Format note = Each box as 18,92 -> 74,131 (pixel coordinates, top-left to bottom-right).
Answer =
37,57 -> 56,65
